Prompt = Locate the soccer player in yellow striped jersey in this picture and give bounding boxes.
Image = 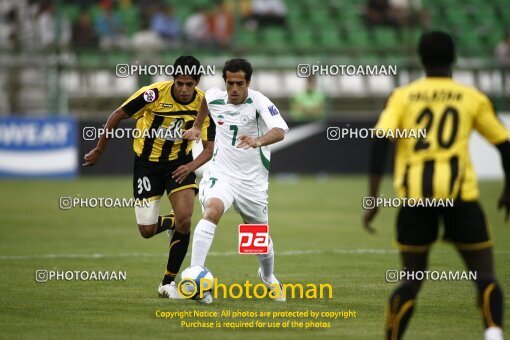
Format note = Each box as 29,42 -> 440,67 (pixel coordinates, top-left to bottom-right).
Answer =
363,32 -> 510,340
83,56 -> 215,299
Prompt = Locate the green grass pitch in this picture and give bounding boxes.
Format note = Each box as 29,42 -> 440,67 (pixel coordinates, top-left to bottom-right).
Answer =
0,176 -> 508,339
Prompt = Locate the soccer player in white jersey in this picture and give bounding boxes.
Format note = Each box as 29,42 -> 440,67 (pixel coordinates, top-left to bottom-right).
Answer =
184,58 -> 289,303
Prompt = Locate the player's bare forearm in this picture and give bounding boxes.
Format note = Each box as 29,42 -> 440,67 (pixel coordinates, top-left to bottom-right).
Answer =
183,99 -> 209,142
96,108 -> 129,152
368,175 -> 382,198
172,141 -> 214,183
188,141 -> 214,171
363,137 -> 391,232
237,128 -> 285,149
496,140 -> 510,221
192,98 -> 209,129
257,128 -> 285,146
367,137 -> 391,196
362,175 -> 382,233
83,108 -> 129,166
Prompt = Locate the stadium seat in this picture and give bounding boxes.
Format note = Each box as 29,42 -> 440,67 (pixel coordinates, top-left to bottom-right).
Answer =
60,5 -> 80,22
287,6 -> 305,25
400,29 -> 424,46
446,11 -> 470,27
470,7 -> 493,24
261,28 -> 289,49
292,28 -> 316,50
236,30 -> 259,48
117,6 -> 140,37
458,32 -> 481,53
308,9 -> 331,25
77,52 -> 104,69
373,28 -> 398,49
319,29 -> 343,49
107,52 -> 133,66
346,29 -> 372,49
175,7 -> 192,23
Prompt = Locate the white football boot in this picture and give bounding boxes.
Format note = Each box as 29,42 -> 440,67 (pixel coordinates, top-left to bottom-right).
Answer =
195,291 -> 213,304
157,281 -> 181,299
484,327 -> 503,340
258,268 -> 286,302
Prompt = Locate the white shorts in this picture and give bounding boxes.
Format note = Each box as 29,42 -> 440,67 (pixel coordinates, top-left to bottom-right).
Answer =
199,170 -> 268,224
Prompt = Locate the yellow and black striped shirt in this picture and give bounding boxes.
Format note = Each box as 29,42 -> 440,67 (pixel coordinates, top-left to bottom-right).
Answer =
121,81 -> 215,163
375,77 -> 509,201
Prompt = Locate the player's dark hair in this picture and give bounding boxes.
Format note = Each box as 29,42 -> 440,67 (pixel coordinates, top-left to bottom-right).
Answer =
222,58 -> 252,82
173,55 -> 201,82
418,31 -> 456,68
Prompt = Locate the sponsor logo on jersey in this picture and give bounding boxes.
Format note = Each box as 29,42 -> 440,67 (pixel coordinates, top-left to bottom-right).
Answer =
159,103 -> 173,108
268,105 -> 279,116
224,111 -> 240,116
143,89 -> 156,103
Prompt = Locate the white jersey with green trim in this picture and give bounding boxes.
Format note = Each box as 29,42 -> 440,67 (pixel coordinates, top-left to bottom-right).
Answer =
205,87 -> 288,189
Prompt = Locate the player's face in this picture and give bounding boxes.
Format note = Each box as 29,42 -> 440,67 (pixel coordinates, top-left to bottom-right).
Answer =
173,76 -> 198,103
225,71 -> 250,105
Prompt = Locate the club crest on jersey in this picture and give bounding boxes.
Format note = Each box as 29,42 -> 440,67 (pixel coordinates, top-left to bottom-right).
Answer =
240,115 -> 250,126
217,114 -> 225,125
143,89 -> 156,103
268,105 -> 279,116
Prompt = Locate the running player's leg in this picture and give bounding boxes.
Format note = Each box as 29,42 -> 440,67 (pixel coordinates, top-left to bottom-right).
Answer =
444,201 -> 504,340
160,188 -> 196,286
386,206 -> 439,340
236,191 -> 274,280
158,166 -> 199,298
458,248 -> 504,340
235,188 -> 284,301
133,157 -> 175,238
191,174 -> 234,266
386,251 -> 429,340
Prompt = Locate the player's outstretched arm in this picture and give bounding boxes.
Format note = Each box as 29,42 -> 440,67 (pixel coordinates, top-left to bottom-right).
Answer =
183,98 -> 209,142
82,108 -> 129,167
473,96 -> 510,221
496,141 -> 510,221
236,128 -> 285,149
363,137 -> 391,233
172,140 -> 214,184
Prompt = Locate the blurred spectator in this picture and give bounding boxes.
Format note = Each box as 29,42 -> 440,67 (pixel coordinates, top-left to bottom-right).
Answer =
289,77 -> 327,123
132,17 -> 164,50
210,0 -> 234,48
495,31 -> 510,67
1,5 -> 21,114
249,0 -> 287,27
35,1 -> 70,49
239,0 -> 252,19
363,0 -> 402,28
150,4 -> 181,46
184,6 -> 210,45
0,6 -> 20,50
389,0 -> 429,28
72,10 -> 97,49
95,4 -> 128,49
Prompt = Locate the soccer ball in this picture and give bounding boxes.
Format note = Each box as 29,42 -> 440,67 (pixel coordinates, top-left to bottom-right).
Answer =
179,265 -> 214,299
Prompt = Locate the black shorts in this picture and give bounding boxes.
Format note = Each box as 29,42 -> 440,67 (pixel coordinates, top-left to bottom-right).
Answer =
133,155 -> 198,200
396,200 -> 492,252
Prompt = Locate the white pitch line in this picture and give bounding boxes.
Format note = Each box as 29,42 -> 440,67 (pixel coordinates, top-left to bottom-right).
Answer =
0,248 -> 508,261
0,249 -> 397,260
